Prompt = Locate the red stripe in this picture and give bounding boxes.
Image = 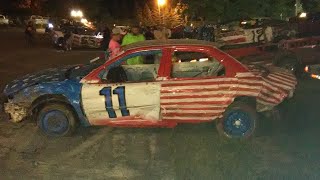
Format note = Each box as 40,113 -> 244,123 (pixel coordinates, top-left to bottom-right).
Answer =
162,119 -> 214,123
257,96 -> 279,104
265,77 -> 293,89
161,87 -> 231,93
163,112 -> 222,117
160,94 -> 234,100
161,100 -> 233,106
161,87 -> 260,94
161,107 -> 226,111
237,77 -> 261,81
269,74 -> 296,84
259,91 -> 282,102
273,72 -> 296,81
267,75 -> 296,86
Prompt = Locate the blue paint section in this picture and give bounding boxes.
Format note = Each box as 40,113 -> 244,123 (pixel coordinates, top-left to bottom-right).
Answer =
224,110 -> 252,137
5,79 -> 90,127
113,86 -> 130,116
99,87 -> 117,118
3,66 -> 74,96
2,65 -> 91,126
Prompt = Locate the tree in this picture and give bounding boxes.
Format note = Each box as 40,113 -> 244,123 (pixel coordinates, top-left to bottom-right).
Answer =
137,2 -> 186,28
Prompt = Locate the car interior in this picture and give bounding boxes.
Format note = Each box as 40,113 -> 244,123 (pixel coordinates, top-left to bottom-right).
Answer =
101,51 -> 225,83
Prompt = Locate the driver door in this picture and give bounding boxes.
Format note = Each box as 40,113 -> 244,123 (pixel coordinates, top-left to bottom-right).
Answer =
81,50 -> 163,125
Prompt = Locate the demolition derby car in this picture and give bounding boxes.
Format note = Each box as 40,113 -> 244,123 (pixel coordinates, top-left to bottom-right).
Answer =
51,25 -> 103,49
1,40 -> 297,139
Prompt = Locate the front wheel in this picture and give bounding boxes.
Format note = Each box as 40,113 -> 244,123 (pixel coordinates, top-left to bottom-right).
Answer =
216,101 -> 257,139
37,103 -> 78,137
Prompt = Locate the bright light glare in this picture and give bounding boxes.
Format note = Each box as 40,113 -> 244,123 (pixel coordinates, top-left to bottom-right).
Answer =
81,18 -> 88,24
48,23 -> 54,28
199,58 -> 209,62
299,12 -> 307,18
157,0 -> 166,7
71,10 -> 83,17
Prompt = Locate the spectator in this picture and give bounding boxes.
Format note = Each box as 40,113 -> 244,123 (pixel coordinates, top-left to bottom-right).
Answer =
121,26 -> 145,64
108,28 -> 122,58
25,21 -> 35,46
144,27 -> 155,40
63,29 -> 73,51
101,26 -> 111,50
154,26 -> 171,40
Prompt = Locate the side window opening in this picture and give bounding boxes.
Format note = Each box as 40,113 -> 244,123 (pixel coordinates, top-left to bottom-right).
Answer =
171,51 -> 225,78
100,50 -> 162,83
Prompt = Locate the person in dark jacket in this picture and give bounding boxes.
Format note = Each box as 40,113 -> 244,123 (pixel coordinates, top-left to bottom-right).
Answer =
101,26 -> 111,50
25,21 -> 35,46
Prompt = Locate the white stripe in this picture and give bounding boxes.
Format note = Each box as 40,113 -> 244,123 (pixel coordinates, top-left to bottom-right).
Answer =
257,99 -> 277,106
160,97 -> 233,103
267,76 -> 294,87
264,78 -> 292,90
161,84 -> 262,91
271,73 -> 297,83
268,74 -> 296,84
236,72 -> 256,77
161,78 -> 237,84
161,90 -> 237,97
161,90 -> 260,97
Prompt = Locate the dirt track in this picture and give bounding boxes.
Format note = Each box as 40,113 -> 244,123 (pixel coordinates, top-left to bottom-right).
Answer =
1,29 -> 320,179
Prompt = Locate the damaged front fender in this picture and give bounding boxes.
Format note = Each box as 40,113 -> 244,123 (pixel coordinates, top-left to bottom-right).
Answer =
4,100 -> 28,123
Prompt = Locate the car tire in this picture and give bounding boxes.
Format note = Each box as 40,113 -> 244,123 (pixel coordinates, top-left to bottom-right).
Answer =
37,103 -> 78,137
216,101 -> 257,139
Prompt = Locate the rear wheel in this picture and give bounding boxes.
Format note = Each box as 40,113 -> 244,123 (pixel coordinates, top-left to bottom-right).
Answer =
37,103 -> 78,137
217,101 -> 257,139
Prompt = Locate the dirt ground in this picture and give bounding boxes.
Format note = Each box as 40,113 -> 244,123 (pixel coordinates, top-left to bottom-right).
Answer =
1,29 -> 320,180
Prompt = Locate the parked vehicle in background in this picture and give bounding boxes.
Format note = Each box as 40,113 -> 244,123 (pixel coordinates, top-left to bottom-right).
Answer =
26,15 -> 49,33
216,17 -> 295,45
0,15 -> 9,26
289,12 -> 320,37
51,24 -> 103,49
221,35 -> 320,77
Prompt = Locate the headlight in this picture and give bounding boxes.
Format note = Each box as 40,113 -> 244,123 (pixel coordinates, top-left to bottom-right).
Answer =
48,23 -> 54,28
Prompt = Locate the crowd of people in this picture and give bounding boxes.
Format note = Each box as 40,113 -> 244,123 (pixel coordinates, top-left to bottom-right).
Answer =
101,25 -> 174,59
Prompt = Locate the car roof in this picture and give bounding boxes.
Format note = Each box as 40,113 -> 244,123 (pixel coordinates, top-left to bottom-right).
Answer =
122,39 -> 221,51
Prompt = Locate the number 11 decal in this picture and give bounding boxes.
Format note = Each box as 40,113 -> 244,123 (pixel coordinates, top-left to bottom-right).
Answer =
99,86 -> 130,118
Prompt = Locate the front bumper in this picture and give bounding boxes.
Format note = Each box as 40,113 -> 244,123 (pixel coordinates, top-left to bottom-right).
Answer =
0,95 -> 10,121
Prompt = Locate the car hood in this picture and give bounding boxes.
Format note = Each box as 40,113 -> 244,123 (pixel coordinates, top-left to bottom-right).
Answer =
3,66 -> 77,96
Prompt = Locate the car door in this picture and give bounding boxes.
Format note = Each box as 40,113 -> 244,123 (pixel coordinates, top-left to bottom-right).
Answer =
160,47 -> 231,122
81,50 -> 164,125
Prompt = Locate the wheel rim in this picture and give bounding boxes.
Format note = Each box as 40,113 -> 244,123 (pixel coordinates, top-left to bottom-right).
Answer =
41,110 -> 69,135
223,110 -> 253,138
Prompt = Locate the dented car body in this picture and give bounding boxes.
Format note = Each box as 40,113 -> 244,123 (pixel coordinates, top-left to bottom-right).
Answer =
2,39 -> 297,138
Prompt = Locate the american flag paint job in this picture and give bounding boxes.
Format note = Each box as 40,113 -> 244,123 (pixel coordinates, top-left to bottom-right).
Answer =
79,40 -> 297,127
160,70 -> 296,122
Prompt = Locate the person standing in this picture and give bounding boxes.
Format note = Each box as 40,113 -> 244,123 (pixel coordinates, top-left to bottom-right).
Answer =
121,26 -> 145,64
25,21 -> 35,46
101,26 -> 111,50
108,28 -> 122,59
